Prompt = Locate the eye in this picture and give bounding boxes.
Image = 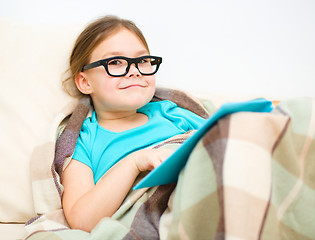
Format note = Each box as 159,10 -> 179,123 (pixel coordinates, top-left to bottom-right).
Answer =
139,58 -> 153,65
108,59 -> 123,66
140,59 -> 149,63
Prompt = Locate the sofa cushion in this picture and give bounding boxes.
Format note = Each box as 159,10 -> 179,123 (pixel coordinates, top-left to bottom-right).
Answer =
0,17 -> 82,222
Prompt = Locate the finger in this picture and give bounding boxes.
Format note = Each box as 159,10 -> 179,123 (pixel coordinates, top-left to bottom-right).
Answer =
152,158 -> 162,169
159,149 -> 174,161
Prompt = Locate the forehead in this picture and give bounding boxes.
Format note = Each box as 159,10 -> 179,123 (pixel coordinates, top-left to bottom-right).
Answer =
90,28 -> 148,60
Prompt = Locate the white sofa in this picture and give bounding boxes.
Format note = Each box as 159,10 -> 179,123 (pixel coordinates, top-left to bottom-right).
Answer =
0,17 -> 82,240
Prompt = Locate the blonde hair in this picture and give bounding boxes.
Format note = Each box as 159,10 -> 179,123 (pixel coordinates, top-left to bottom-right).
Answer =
63,15 -> 150,96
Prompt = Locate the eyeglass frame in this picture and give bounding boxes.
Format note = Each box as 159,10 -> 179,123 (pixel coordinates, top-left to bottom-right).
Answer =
81,55 -> 162,77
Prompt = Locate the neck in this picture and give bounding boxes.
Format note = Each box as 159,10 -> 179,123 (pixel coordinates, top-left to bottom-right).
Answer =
95,109 -> 148,132
96,109 -> 138,122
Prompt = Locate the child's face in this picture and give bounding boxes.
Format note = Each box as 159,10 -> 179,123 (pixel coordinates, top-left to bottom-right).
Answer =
82,28 -> 156,113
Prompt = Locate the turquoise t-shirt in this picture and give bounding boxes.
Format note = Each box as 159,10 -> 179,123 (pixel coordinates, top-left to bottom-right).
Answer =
72,100 -> 206,183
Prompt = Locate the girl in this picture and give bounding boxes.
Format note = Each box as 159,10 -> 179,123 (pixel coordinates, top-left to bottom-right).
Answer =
62,15 -> 206,232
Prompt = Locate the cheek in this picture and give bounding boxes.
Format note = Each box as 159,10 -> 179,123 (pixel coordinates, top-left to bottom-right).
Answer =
89,71 -> 114,88
89,67 -> 110,80
147,77 -> 156,99
147,76 -> 156,87
95,80 -> 117,94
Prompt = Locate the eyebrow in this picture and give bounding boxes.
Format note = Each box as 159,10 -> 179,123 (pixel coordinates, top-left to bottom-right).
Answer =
102,50 -> 149,58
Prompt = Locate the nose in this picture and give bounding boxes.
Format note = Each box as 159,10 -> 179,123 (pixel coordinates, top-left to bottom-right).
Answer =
126,63 -> 141,77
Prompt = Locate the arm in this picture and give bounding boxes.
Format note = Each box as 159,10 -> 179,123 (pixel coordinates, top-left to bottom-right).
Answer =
62,148 -> 173,232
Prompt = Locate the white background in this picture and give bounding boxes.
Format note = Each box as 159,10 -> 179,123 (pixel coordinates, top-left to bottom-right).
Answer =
1,0 -> 315,99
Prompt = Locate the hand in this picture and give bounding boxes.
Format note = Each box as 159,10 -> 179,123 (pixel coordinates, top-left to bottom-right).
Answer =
129,148 -> 174,173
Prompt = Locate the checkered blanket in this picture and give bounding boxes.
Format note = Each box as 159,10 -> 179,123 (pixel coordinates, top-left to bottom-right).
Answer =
25,88 -> 315,240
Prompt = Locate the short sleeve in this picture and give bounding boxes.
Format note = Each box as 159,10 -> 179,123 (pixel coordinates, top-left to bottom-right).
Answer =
171,105 -> 206,130
158,101 -> 207,131
72,121 -> 93,170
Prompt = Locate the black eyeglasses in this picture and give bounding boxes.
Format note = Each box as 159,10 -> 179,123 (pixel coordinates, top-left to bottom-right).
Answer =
82,55 -> 162,77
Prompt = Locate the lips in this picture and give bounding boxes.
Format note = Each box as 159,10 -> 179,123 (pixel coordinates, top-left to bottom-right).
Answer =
118,81 -> 148,89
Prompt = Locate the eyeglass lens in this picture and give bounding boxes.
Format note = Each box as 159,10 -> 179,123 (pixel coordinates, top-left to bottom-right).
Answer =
107,57 -> 158,76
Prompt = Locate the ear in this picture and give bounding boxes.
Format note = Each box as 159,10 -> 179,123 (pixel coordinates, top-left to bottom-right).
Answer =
75,72 -> 93,95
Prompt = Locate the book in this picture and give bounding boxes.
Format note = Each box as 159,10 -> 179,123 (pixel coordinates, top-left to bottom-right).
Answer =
133,98 -> 273,190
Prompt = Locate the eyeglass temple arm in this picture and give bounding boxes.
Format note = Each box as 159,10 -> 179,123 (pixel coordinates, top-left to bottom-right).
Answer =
82,61 -> 103,71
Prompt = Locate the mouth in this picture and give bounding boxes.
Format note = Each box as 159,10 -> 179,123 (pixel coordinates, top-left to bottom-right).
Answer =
119,82 -> 148,90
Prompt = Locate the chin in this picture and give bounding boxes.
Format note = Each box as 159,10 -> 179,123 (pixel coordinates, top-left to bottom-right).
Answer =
126,97 -> 151,110
123,88 -> 154,107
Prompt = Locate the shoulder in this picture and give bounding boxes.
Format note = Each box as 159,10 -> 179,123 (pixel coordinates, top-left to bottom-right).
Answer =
79,111 -> 98,139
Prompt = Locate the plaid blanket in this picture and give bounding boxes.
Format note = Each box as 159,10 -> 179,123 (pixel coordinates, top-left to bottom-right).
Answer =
25,89 -> 315,240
